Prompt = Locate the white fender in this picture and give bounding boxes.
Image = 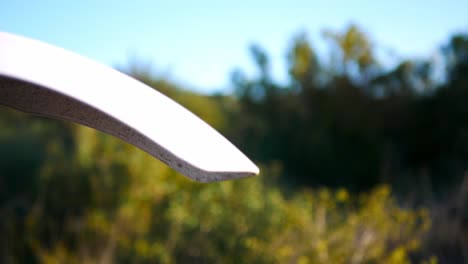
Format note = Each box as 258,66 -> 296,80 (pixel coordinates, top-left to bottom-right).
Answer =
0,32 -> 259,182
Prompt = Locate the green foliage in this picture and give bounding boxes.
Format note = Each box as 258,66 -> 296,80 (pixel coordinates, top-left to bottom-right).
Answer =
0,108 -> 430,263
323,24 -> 377,79
288,32 -> 320,88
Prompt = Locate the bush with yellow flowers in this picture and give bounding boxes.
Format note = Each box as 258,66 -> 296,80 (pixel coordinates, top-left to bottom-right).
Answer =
6,121 -> 429,264
0,82 -> 435,263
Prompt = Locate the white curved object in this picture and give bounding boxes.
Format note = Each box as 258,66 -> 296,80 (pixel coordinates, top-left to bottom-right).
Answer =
0,32 -> 259,182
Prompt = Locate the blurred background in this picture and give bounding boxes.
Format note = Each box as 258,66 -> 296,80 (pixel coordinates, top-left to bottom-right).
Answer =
1,1 -> 468,263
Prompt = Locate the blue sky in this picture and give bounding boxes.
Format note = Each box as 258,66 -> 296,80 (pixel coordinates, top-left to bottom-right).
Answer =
1,1 -> 467,93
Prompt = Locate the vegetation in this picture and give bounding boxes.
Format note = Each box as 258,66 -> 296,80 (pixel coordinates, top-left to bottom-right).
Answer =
1,24 -> 468,263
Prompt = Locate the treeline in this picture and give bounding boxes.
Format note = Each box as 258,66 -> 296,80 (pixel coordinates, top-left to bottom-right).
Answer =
225,25 -> 468,198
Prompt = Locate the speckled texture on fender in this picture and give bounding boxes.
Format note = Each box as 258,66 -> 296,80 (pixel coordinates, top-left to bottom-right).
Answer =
0,76 -> 254,182
0,32 -> 259,182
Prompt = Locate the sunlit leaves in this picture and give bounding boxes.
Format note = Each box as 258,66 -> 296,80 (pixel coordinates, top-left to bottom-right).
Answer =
288,32 -> 320,88
0,109 -> 431,263
323,24 -> 376,78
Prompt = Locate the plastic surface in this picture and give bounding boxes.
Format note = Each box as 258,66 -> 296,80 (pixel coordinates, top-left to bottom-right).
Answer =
0,32 -> 259,182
